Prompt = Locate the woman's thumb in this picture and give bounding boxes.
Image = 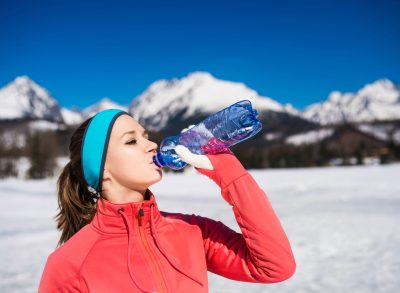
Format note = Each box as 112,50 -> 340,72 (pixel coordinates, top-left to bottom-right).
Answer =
174,145 -> 214,170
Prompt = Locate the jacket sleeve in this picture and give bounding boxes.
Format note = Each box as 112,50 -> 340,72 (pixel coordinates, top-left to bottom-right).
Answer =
38,253 -> 88,293
192,151 -> 296,283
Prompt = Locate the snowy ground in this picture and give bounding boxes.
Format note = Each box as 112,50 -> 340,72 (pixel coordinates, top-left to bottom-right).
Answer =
0,163 -> 399,293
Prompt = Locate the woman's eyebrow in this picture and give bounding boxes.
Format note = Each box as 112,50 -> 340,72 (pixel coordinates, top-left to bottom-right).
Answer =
120,129 -> 148,139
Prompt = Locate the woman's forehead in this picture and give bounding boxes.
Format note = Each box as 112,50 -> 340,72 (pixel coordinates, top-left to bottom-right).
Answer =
112,115 -> 143,138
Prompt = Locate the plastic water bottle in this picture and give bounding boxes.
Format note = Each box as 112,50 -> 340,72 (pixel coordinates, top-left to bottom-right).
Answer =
152,99 -> 262,170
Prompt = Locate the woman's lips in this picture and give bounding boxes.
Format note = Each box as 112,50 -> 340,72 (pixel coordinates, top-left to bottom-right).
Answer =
150,161 -> 161,169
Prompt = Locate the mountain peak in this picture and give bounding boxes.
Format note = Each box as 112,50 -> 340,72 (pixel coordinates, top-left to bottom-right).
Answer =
98,97 -> 113,104
14,75 -> 33,85
303,78 -> 400,125
357,78 -> 399,103
82,97 -> 128,118
186,71 -> 215,81
327,91 -> 345,103
129,72 -> 287,131
362,78 -> 396,89
0,75 -> 63,122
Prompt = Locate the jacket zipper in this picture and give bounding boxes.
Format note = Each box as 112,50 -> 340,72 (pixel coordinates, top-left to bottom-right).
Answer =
136,206 -> 169,293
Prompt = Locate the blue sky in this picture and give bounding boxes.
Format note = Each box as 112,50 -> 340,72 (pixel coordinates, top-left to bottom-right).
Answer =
0,0 -> 399,111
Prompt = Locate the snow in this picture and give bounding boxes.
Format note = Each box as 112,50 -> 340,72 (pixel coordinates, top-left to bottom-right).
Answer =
357,79 -> 399,104
303,79 -> 400,125
81,97 -> 128,118
356,123 -> 400,144
0,77 -> 127,125
129,71 -> 287,131
1,163 -> 399,292
2,74 -> 400,133
0,76 -> 63,122
60,108 -> 83,125
27,120 -> 61,131
285,128 -> 334,146
264,132 -> 283,141
283,103 -> 302,116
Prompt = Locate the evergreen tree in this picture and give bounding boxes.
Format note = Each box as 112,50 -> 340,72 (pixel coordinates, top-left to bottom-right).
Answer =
26,130 -> 58,179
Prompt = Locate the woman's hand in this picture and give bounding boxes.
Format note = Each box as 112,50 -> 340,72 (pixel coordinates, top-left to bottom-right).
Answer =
176,124 -> 234,170
174,145 -> 214,170
175,124 -> 214,170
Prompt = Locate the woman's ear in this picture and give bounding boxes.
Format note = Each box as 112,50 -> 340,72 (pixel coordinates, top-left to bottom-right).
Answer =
103,168 -> 111,181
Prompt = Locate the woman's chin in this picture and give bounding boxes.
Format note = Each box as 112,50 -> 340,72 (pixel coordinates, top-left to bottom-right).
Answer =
149,172 -> 163,185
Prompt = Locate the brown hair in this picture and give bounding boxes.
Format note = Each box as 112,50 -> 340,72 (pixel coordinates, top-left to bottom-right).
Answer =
54,117 -> 100,247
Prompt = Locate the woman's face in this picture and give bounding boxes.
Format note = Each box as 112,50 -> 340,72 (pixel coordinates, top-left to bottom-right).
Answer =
101,114 -> 162,201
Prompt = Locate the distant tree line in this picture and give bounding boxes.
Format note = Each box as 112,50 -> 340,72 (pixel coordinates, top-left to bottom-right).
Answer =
0,123 -> 399,179
0,128 -> 60,179
0,130 -> 22,178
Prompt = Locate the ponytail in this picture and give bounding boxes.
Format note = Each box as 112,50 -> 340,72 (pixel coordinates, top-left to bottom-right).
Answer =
54,117 -> 99,247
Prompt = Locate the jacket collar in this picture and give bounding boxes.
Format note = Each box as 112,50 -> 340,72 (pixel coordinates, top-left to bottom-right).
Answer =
90,188 -> 161,234
89,188 -> 205,289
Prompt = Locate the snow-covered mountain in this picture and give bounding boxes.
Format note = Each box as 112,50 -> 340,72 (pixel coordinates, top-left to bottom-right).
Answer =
59,98 -> 128,126
81,97 -> 128,119
0,76 -> 129,126
303,79 -> 400,125
2,74 -> 399,133
0,76 -> 64,122
129,71 -> 295,131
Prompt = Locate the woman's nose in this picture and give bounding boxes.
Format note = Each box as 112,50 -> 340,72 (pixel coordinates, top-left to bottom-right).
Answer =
148,141 -> 158,153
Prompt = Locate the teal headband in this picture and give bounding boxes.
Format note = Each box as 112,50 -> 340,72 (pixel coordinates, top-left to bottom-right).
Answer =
81,109 -> 130,192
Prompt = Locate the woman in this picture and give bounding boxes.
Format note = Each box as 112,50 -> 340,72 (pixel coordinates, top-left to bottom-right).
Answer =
38,108 -> 296,292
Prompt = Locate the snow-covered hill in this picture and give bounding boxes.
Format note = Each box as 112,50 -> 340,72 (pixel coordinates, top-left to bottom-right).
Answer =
285,128 -> 335,146
303,79 -> 400,125
0,76 -> 64,122
129,71 -> 294,131
1,163 -> 399,292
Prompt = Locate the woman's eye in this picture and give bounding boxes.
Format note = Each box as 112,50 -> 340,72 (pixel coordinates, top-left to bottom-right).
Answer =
126,139 -> 137,145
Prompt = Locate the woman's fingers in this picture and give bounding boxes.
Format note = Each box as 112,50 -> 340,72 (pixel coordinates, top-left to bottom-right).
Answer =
174,145 -> 214,170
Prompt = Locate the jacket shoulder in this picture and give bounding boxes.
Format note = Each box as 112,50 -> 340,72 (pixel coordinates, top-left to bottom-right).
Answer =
160,210 -> 199,224
38,225 -> 100,292
50,224 -> 100,267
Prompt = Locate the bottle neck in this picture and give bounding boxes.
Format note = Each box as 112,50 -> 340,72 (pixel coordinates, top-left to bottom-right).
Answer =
153,152 -> 165,168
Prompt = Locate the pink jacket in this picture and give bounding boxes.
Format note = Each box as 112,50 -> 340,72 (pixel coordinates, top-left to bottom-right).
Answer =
38,152 -> 296,292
